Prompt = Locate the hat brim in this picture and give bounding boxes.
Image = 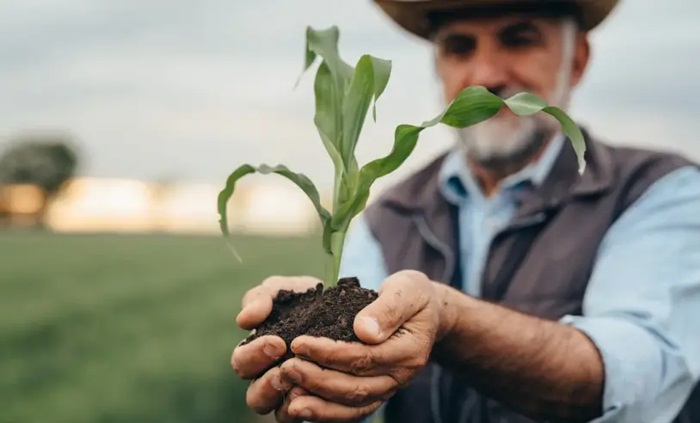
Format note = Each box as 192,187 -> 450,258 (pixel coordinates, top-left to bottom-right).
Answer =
374,0 -> 619,39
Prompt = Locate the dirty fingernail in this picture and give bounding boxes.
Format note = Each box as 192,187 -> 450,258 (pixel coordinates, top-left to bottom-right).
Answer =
263,342 -> 282,359
270,373 -> 284,391
283,365 -> 302,383
291,342 -> 309,358
359,316 -> 381,338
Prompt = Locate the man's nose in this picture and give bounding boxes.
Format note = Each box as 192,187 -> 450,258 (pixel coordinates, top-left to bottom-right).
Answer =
464,47 -> 509,96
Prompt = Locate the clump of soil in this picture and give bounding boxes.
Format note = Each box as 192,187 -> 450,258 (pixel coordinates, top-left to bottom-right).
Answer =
243,277 -> 378,360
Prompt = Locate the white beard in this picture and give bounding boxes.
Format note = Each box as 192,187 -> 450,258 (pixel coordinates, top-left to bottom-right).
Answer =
451,81 -> 571,172
455,104 -> 549,167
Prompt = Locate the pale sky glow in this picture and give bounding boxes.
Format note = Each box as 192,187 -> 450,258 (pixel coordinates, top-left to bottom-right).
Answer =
0,0 -> 698,195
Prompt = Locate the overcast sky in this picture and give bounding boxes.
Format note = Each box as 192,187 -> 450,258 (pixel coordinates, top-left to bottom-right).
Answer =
0,0 -> 698,193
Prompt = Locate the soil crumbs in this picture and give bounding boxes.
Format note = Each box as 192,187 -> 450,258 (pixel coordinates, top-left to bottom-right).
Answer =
243,277 -> 378,359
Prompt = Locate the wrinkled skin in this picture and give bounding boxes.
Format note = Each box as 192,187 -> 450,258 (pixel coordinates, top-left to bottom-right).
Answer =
231,271 -> 446,422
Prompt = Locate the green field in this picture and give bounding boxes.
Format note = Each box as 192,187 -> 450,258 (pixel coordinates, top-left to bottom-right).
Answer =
0,230 -> 326,423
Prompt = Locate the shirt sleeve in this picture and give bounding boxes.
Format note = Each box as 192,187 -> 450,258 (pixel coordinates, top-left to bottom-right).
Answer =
559,165 -> 700,422
338,213 -> 390,292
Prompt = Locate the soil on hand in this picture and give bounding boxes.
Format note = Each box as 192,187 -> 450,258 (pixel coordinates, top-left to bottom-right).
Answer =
242,277 -> 378,360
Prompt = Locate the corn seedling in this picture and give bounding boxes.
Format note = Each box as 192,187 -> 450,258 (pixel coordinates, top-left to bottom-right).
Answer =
217,25 -> 586,286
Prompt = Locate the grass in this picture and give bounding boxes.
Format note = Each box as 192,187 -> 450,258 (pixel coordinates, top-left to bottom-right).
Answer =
0,230 -> 326,423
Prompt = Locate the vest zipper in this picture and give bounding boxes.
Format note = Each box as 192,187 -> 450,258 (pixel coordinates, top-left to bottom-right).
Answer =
430,365 -> 444,423
413,212 -> 455,423
415,211 -> 547,423
412,212 -> 456,285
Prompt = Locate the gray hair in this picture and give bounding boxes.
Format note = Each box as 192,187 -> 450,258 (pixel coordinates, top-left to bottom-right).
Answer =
553,17 -> 579,108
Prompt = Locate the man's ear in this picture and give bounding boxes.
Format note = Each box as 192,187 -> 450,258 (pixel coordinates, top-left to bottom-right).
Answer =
570,33 -> 590,87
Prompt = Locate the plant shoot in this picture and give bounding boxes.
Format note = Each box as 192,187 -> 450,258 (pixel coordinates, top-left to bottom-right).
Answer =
217,26 -> 586,286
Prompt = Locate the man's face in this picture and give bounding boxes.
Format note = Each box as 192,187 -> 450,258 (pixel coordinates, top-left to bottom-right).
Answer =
433,14 -> 589,170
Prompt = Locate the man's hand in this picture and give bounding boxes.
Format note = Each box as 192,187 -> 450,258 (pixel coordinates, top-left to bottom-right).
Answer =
276,270 -> 448,422
230,276 -> 321,420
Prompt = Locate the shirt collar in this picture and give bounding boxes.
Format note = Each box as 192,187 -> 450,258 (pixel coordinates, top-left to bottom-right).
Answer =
438,134 -> 565,205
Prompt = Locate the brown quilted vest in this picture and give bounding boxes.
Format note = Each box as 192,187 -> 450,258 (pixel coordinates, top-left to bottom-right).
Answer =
363,130 -> 699,423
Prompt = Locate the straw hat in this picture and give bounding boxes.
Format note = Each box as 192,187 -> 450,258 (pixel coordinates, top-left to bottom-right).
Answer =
373,0 -> 620,39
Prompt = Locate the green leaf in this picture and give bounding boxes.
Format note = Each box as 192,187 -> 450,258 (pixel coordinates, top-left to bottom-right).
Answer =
298,26 -> 352,86
330,86 -> 587,229
340,55 -> 373,162
217,164 -> 256,238
502,92 -> 548,115
370,56 -> 392,122
304,35 -> 316,71
257,164 -> 332,225
342,55 -> 392,166
436,86 -> 505,128
304,26 -> 354,83
504,93 -> 587,173
299,25 -> 360,212
217,164 -> 333,256
313,61 -> 347,208
329,124 -> 421,230
543,106 -> 587,174
331,86 -> 506,229
302,26 -> 354,151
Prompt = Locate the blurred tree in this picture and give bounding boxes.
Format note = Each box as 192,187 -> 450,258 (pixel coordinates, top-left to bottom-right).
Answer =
0,133 -> 79,227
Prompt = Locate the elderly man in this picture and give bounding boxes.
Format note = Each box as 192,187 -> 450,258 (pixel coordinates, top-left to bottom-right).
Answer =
231,0 -> 700,422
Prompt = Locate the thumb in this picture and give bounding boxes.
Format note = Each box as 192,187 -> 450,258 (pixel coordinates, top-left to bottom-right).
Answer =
353,270 -> 431,344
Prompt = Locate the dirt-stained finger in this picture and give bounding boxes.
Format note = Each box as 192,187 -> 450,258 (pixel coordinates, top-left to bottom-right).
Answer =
237,276 -> 321,330
246,366 -> 292,415
231,335 -> 286,379
238,285 -> 274,330
279,357 -> 397,407
287,393 -> 383,422
275,386 -> 309,423
354,270 -> 431,344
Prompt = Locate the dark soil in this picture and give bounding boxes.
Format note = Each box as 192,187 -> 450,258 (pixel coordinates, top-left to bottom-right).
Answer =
242,277 -> 378,360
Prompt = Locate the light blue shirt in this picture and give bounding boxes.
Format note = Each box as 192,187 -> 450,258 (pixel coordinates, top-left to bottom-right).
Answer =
340,136 -> 700,422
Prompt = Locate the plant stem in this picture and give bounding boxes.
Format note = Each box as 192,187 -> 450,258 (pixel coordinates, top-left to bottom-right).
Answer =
325,251 -> 336,287
326,230 -> 346,286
